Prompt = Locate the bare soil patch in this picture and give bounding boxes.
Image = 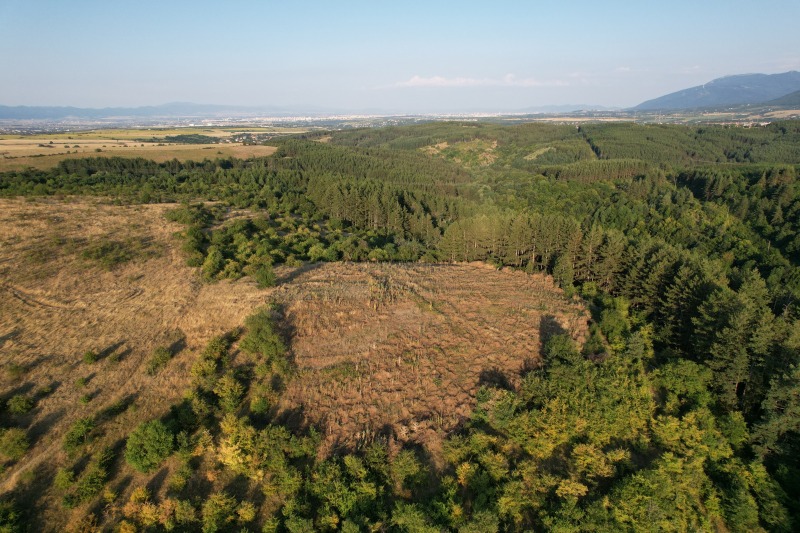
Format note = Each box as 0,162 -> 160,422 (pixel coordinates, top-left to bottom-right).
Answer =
273,261 -> 588,456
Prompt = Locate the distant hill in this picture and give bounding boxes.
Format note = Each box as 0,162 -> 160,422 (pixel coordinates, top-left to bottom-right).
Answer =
764,89 -> 800,107
633,71 -> 800,111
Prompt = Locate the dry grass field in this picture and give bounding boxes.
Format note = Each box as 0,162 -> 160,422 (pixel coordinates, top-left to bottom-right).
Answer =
0,198 -> 271,525
0,137 -> 277,171
0,198 -> 588,526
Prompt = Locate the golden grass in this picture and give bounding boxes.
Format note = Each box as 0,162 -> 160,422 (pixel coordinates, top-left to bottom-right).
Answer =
0,198 -> 270,511
0,126 -> 307,142
524,146 -> 555,160
0,139 -> 277,171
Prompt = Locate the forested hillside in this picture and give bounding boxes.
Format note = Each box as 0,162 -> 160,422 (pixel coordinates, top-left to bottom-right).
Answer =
1,121 -> 800,531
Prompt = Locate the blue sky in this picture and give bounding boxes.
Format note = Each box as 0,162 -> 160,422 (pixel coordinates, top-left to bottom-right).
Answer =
1,0 -> 799,112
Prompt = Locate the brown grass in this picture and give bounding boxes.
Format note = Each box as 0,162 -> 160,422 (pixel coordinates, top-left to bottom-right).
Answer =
0,138 -> 277,171
273,261 -> 588,457
0,198 -> 269,523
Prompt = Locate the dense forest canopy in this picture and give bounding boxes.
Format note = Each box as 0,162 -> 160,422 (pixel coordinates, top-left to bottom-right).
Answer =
1,120 -> 800,531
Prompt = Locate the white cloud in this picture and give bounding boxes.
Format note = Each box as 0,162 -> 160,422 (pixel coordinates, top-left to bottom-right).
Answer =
387,74 -> 568,89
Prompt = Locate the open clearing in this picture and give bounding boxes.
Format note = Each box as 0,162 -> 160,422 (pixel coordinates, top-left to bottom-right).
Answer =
0,198 -> 588,512
0,137 -> 277,171
274,261 -> 588,456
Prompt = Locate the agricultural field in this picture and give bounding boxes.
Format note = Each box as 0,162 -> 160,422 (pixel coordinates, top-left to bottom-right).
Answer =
0,127 -> 294,171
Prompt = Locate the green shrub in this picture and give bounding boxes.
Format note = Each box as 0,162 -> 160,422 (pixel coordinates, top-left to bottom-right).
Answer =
82,350 -> 98,364
5,364 -> 27,381
63,447 -> 113,508
164,204 -> 213,226
240,307 -> 287,368
147,346 -> 172,375
6,394 -> 34,415
54,468 -> 75,491
251,262 -> 276,288
0,499 -> 20,532
125,419 -> 174,473
63,417 -> 95,454
0,428 -> 29,461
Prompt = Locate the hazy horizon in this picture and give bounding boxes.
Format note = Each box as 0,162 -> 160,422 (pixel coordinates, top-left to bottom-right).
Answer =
2,0 -> 799,113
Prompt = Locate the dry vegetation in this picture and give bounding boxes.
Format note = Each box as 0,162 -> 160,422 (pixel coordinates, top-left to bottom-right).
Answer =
0,198 -> 270,525
421,139 -> 498,167
275,262 -> 588,458
0,137 -> 277,171
0,198 -> 588,526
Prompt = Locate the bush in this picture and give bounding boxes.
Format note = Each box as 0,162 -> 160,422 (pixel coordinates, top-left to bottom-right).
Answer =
63,417 -> 95,454
250,262 -> 276,288
0,499 -> 20,532
147,346 -> 172,375
0,428 -> 29,461
63,447 -> 114,508
164,204 -> 213,226
54,468 -> 75,491
5,364 -> 27,381
240,307 -> 287,367
6,394 -> 34,415
81,239 -> 132,269
82,350 -> 98,364
125,419 -> 174,473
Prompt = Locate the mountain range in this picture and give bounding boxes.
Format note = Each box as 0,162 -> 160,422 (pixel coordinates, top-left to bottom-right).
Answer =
633,71 -> 800,111
2,71 -> 800,121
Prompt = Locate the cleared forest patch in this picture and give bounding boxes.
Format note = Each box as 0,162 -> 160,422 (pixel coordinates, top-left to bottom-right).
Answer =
273,262 -> 588,456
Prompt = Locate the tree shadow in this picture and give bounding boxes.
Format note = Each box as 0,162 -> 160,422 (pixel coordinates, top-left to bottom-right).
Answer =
539,314 -> 568,353
168,335 -> 187,357
35,380 -> 60,399
273,404 -> 311,436
276,261 -> 324,285
478,367 -> 513,391
77,372 -> 97,386
28,408 -> 65,444
5,460 -> 57,532
0,328 -> 20,349
1,381 -> 35,400
145,466 -> 170,496
98,341 -> 127,362
97,393 -> 138,423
